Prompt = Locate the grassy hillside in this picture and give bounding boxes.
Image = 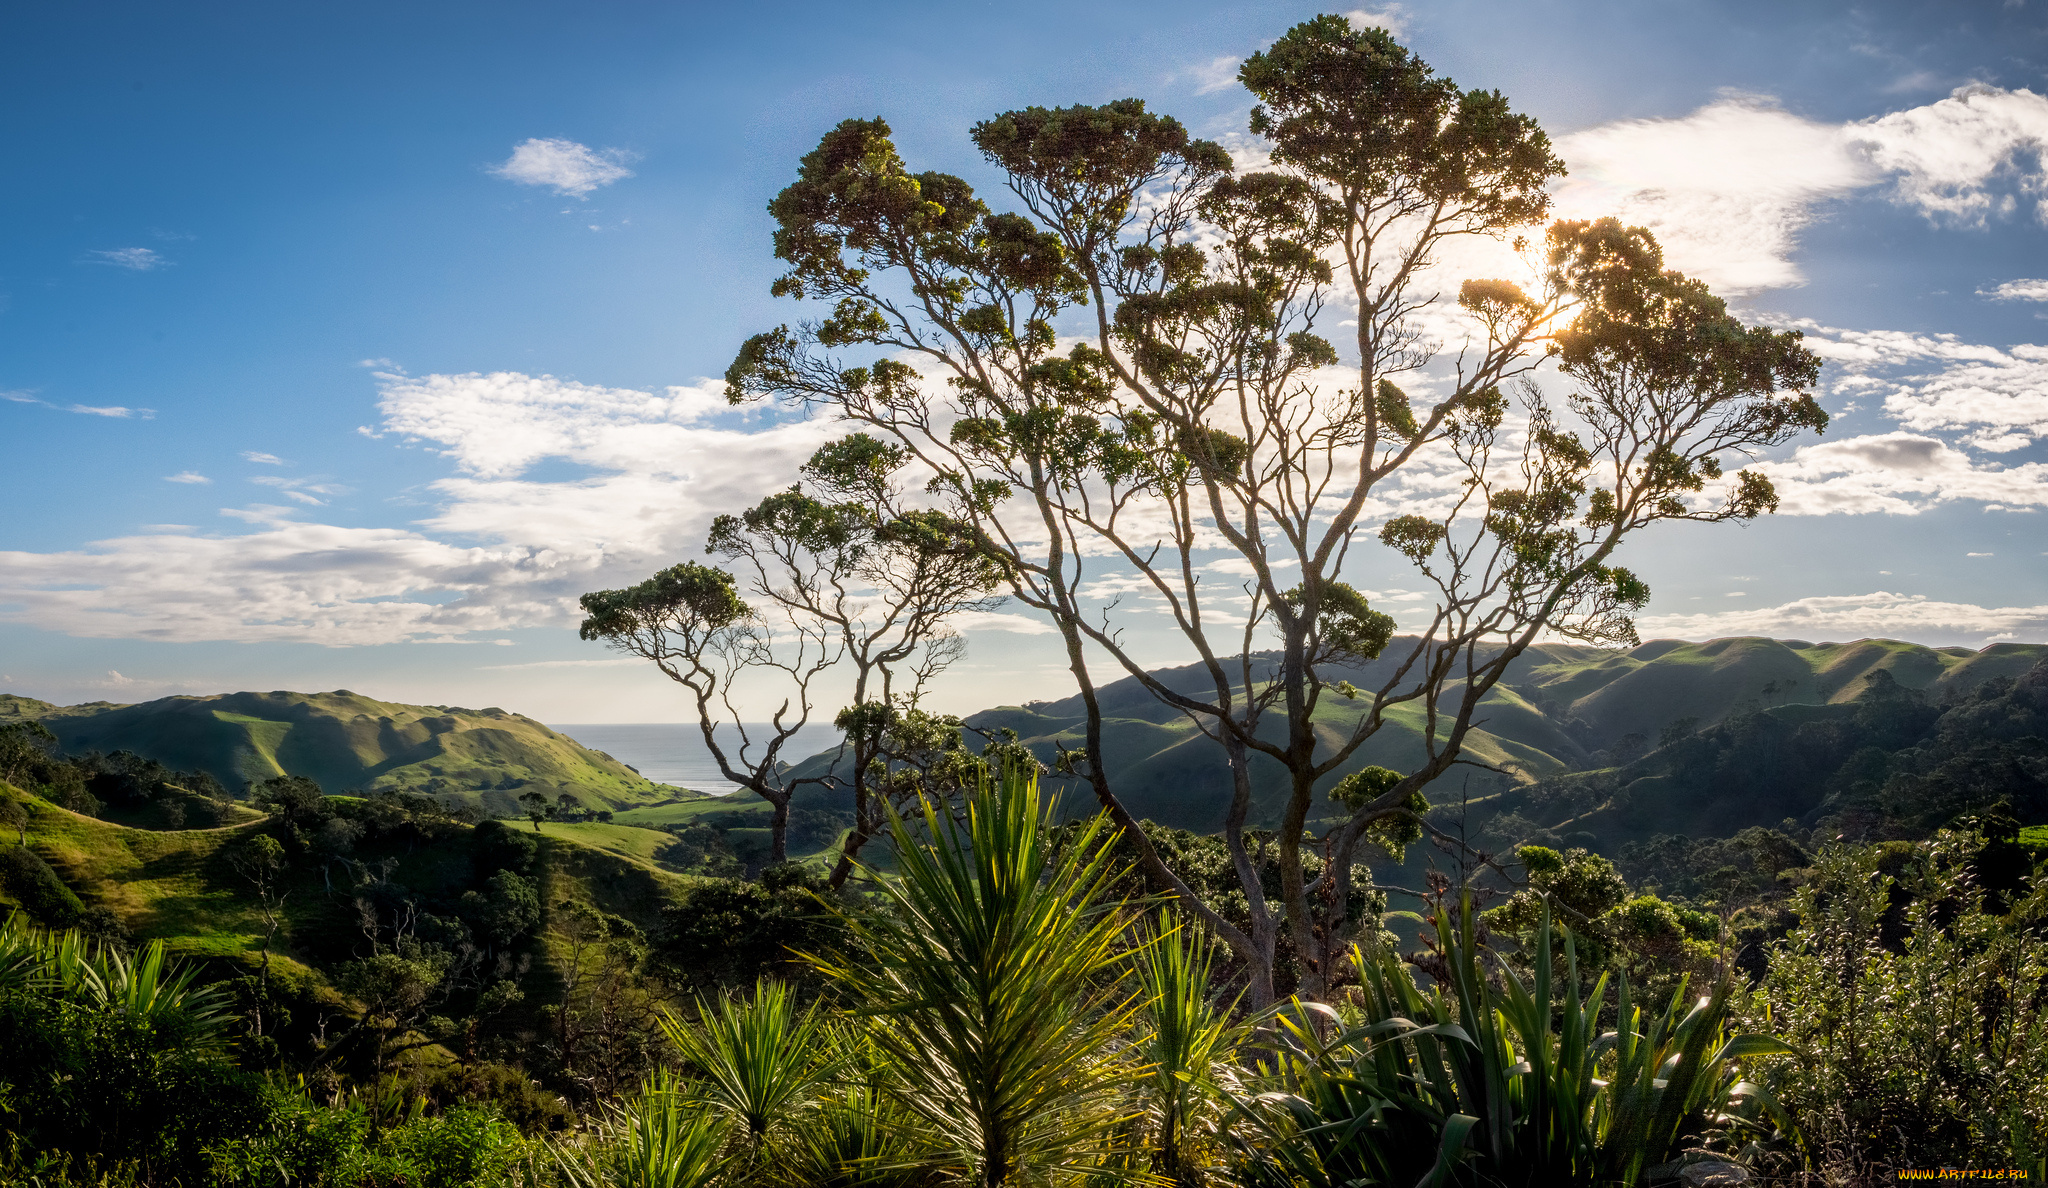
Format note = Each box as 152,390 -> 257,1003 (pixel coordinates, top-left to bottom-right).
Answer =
0,778 -> 702,1026
1,688 -> 703,816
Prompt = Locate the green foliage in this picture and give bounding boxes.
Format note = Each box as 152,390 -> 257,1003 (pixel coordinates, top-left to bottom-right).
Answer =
659,979 -> 831,1161
578,564 -> 751,645
0,722 -> 58,791
1241,16 -> 1561,225
556,1067 -> 727,1188
1744,832 -> 2048,1177
1492,846 -> 1718,996
1124,917 -> 1247,1185
648,867 -> 839,995
0,917 -> 261,1182
208,1087 -> 534,1188
1237,897 -> 1787,1188
811,767 -> 1142,1187
0,846 -> 84,926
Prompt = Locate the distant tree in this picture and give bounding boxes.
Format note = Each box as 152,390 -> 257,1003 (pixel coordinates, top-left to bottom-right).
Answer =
546,899 -> 661,1104
460,869 -> 541,949
253,774 -> 328,828
0,796 -> 26,845
1607,733 -> 1652,767
331,944 -> 454,1099
308,816 -> 364,892
724,18 -> 1825,1000
577,563 -> 837,867
0,721 -> 57,789
647,865 -> 838,993
517,790 -> 553,833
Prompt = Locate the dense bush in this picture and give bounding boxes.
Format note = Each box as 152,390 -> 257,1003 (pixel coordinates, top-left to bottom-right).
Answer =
0,844 -> 84,926
1742,831 -> 2048,1180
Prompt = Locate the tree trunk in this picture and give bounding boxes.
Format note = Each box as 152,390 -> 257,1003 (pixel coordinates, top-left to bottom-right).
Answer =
767,795 -> 789,865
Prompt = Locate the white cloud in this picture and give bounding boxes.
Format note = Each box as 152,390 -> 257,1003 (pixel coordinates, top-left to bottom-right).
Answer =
250,474 -> 348,506
1980,279 -> 2048,302
1756,432 -> 2048,515
949,610 -> 1060,636
491,138 -> 636,198
163,472 -> 211,485
0,520 -> 549,646
241,451 -> 288,465
6,391 -> 156,419
1552,97 -> 1876,293
1550,86 -> 2048,295
1344,5 -> 1408,36
88,247 -> 165,271
1856,85 -> 2048,227
1636,591 -> 2048,645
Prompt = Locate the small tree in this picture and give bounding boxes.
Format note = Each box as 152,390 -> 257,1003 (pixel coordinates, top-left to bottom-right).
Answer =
226,832 -> 289,1038
0,797 -> 26,846
707,446 -> 1007,883
578,562 -> 834,865
811,767 -> 1141,1187
253,774 -> 327,828
517,790 -> 553,833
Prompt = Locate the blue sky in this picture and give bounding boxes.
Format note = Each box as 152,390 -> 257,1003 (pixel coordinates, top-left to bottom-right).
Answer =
4,0 -> 2047,721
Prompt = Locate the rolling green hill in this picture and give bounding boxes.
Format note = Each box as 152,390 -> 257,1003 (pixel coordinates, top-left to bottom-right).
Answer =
0,689 -> 701,817
775,636 -> 2048,836
0,780 -> 700,958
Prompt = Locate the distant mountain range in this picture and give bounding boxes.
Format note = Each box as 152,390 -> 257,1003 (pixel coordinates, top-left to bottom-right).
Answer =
788,636 -> 2048,835
0,689 -> 691,817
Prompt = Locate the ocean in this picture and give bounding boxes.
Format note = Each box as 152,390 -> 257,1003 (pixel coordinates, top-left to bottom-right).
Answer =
546,722 -> 843,796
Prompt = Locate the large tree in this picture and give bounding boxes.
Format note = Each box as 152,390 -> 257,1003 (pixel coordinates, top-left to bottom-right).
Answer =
724,15 -> 1825,1000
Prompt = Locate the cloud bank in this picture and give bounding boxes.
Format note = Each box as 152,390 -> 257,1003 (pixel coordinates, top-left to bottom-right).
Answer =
4,374 -> 870,646
1636,592 -> 2048,647
1552,86 -> 2048,294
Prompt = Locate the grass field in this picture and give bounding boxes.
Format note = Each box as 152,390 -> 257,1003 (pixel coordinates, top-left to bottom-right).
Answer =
526,820 -> 679,863
612,796 -> 757,827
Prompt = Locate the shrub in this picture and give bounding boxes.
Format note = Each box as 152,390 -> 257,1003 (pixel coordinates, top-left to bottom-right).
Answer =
0,847 -> 83,926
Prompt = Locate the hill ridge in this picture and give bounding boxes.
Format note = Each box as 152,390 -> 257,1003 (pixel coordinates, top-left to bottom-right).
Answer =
0,688 -> 696,815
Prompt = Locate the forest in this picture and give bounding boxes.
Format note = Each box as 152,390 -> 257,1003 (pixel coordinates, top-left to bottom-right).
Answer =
5,10 -> 2047,1187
